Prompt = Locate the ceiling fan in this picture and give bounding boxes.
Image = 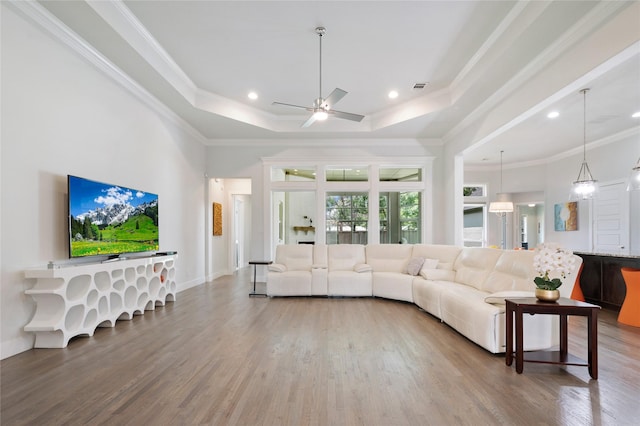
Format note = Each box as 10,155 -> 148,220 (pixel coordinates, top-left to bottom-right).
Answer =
272,27 -> 365,128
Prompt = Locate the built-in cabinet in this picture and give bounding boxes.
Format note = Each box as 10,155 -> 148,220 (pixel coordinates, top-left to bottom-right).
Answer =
24,255 -> 177,348
576,252 -> 639,310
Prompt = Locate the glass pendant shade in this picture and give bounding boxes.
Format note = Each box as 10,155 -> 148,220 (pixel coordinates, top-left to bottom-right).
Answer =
628,158 -> 640,191
570,88 -> 597,200
570,161 -> 598,200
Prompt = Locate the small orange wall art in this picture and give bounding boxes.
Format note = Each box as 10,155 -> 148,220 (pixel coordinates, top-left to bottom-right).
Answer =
213,202 -> 222,236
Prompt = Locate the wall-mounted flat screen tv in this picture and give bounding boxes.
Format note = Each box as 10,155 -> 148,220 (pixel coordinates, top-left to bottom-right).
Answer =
68,175 -> 159,258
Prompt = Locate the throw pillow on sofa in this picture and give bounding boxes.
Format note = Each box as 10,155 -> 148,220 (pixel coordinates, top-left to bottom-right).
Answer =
406,257 -> 426,276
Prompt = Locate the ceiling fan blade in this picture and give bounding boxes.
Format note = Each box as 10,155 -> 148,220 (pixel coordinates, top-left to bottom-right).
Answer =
330,109 -> 365,122
323,88 -> 347,108
301,114 -> 318,128
272,101 -> 313,111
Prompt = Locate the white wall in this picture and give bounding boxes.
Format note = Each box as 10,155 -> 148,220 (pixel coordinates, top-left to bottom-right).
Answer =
1,5 -> 206,358
545,135 -> 639,251
465,136 -> 639,252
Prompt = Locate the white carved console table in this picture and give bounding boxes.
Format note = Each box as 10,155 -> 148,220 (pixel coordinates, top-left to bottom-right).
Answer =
24,255 -> 177,348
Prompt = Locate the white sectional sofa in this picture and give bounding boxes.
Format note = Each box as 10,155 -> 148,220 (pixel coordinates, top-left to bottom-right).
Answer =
267,244 -> 582,354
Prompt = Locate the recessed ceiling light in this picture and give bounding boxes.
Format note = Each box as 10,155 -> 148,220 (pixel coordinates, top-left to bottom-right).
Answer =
248,92 -> 258,100
632,111 -> 640,118
388,90 -> 399,99
547,111 -> 559,119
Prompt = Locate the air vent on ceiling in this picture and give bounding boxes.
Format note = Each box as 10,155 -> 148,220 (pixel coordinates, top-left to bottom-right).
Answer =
413,82 -> 428,90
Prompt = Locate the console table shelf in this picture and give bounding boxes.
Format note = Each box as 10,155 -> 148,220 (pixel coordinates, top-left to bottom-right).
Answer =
293,226 -> 315,234
24,255 -> 177,348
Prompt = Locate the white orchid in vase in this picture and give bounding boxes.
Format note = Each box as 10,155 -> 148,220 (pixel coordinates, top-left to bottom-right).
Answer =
533,244 -> 576,291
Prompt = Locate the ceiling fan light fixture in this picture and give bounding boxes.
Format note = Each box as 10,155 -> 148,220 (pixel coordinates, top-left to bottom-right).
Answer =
314,110 -> 328,121
271,26 -> 365,127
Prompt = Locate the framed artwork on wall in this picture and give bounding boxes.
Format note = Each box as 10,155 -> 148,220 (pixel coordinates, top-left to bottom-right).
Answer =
554,201 -> 578,231
213,202 -> 222,236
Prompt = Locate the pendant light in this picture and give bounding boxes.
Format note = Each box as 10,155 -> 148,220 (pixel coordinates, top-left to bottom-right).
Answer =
570,88 -> 598,200
489,150 -> 514,214
628,157 -> 640,191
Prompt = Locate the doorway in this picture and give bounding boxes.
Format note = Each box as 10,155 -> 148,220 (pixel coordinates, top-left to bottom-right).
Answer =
515,203 -> 544,249
232,194 -> 252,271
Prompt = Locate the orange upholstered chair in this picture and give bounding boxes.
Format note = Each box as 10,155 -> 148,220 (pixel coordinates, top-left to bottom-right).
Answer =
570,263 -> 585,302
619,267 -> 640,327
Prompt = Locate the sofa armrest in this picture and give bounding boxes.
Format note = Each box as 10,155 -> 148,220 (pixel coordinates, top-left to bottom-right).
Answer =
419,268 -> 455,281
484,290 -> 534,305
354,263 -> 372,273
312,263 -> 327,269
268,263 -> 287,272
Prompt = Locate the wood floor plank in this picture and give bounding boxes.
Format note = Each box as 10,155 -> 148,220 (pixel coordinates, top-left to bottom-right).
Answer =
2,268 -> 640,425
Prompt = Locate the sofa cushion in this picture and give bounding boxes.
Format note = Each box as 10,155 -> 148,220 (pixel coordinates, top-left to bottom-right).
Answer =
372,272 -> 414,302
328,244 -> 366,271
366,244 -> 414,273
412,244 -> 462,271
453,248 -> 503,290
275,244 -> 313,271
406,257 -> 425,275
482,250 -> 536,293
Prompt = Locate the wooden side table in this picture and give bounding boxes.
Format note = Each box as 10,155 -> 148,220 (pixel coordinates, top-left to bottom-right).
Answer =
505,297 -> 600,379
249,260 -> 272,297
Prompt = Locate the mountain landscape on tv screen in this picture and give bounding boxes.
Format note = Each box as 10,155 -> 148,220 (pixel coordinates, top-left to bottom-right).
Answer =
69,177 -> 158,258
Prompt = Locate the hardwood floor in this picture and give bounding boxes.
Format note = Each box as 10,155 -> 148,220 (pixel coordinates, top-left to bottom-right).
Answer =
2,267 -> 640,425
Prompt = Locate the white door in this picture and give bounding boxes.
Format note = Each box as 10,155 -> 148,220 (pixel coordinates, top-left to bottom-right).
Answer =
594,181 -> 629,254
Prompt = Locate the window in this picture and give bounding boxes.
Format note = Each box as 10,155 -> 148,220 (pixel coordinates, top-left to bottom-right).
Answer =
463,185 -> 485,197
326,193 -> 368,244
380,167 -> 422,182
272,191 -> 316,245
326,167 -> 368,182
380,192 -> 421,243
463,204 -> 485,247
266,160 -> 429,250
271,167 -> 316,182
